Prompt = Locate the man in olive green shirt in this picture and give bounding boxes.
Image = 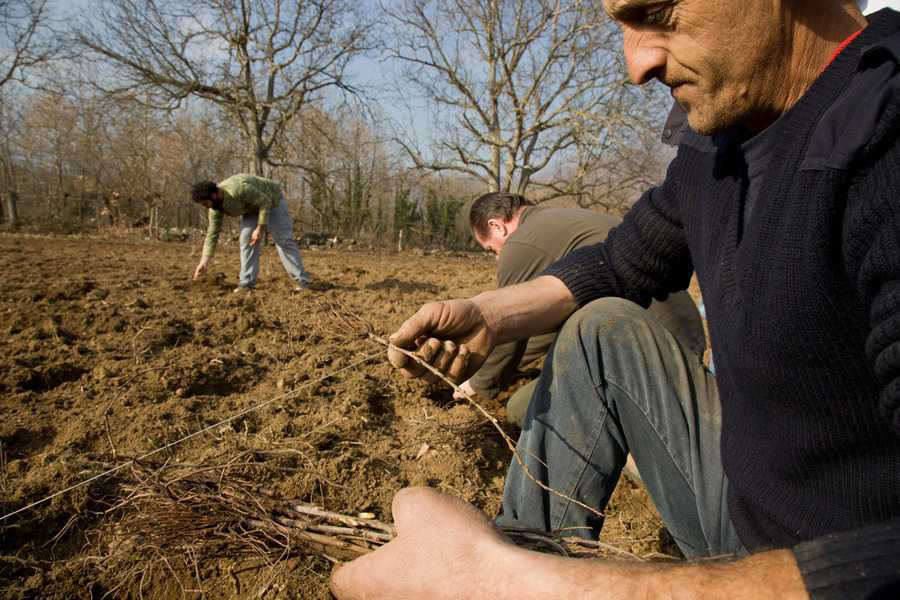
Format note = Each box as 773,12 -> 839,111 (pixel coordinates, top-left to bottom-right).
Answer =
458,192 -> 706,425
191,175 -> 310,291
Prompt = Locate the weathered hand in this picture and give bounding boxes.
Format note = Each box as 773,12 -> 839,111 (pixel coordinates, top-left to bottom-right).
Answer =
387,298 -> 496,384
250,225 -> 264,246
453,379 -> 477,400
193,259 -> 209,280
330,488 -> 515,600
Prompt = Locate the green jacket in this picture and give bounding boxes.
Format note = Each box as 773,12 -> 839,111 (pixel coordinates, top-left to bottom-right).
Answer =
202,174 -> 283,257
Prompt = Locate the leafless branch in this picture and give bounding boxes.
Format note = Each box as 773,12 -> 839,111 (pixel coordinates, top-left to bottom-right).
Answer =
75,0 -> 374,175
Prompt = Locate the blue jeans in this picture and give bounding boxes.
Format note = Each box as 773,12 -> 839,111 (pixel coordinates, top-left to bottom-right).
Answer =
497,298 -> 743,559
238,197 -> 310,288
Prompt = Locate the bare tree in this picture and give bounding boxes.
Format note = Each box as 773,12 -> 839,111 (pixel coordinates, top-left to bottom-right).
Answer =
383,0 -> 649,195
537,87 -> 674,213
76,0 -> 372,176
0,91 -> 23,225
0,0 -> 53,88
0,0 -> 56,226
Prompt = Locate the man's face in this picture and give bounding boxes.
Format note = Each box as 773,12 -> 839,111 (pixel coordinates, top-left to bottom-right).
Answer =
198,191 -> 222,210
604,0 -> 785,134
474,224 -> 508,260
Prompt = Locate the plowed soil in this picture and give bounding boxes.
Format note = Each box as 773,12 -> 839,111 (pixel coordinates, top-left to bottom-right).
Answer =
0,233 -> 673,599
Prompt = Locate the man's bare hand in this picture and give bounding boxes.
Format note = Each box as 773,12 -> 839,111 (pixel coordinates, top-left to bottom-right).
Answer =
453,379 -> 477,400
193,257 -> 210,280
250,225 -> 265,246
330,487 -> 515,600
387,298 -> 496,384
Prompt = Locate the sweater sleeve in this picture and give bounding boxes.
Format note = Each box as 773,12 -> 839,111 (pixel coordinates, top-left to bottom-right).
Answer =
202,208 -> 223,258
851,139 -> 900,439
796,136 -> 900,598
542,159 -> 694,308
793,518 -> 900,600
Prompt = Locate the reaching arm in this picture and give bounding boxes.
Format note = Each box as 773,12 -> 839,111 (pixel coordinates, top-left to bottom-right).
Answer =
330,488 -> 808,600
194,208 -> 223,279
390,157 -> 693,384
200,207 -> 223,259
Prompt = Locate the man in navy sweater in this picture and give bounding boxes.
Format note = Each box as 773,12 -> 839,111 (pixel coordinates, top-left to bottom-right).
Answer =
332,2 -> 900,599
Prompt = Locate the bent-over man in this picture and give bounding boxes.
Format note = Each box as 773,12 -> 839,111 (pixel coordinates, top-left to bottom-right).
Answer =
191,174 -> 310,292
460,191 -> 706,426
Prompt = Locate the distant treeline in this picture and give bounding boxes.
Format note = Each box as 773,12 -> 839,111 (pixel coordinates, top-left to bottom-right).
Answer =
0,0 -> 675,249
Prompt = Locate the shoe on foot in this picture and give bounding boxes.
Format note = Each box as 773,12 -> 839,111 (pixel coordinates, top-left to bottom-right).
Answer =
233,286 -> 254,293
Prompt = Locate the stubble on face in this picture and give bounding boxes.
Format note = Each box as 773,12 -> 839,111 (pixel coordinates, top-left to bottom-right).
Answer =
609,0 -> 789,135
673,1 -> 786,134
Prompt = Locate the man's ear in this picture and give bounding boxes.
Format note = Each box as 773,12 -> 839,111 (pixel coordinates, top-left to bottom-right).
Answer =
487,217 -> 506,235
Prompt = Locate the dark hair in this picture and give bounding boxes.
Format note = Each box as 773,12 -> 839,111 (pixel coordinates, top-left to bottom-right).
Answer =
191,180 -> 219,204
469,192 -> 534,236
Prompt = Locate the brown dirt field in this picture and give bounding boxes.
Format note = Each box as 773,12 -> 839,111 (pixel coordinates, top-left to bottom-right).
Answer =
0,234 -> 676,599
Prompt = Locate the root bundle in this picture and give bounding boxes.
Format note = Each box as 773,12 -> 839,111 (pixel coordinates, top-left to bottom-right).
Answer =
110,461 -> 639,571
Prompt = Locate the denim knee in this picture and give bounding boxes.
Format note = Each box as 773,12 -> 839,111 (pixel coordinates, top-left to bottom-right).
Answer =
565,298 -> 652,342
554,298 -> 654,378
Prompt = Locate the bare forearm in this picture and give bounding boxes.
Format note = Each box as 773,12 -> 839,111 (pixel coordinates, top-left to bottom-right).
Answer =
498,547 -> 808,600
474,275 -> 576,345
650,550 -> 807,600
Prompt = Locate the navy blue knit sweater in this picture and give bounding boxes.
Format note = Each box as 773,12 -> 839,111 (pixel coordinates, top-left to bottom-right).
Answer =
546,10 -> 900,598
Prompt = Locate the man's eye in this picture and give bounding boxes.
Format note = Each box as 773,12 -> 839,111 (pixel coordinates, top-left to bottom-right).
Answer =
643,6 -> 673,27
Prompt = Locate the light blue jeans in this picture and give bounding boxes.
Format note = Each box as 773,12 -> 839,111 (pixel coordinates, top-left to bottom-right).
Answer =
497,298 -> 743,559
238,197 -> 310,289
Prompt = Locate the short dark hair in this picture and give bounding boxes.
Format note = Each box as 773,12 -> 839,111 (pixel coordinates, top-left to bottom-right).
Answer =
469,192 -> 534,237
191,180 -> 219,204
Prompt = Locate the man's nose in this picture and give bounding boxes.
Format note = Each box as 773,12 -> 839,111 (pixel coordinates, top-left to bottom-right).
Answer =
623,28 -> 666,85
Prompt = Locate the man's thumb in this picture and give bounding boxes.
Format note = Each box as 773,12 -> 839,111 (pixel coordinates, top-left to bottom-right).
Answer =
329,560 -> 356,599
386,312 -> 427,368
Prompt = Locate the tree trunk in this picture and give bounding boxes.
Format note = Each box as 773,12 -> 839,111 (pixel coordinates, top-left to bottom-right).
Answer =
251,134 -> 267,176
4,190 -> 19,228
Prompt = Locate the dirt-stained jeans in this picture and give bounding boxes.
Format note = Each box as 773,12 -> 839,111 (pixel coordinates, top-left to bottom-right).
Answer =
238,196 -> 310,288
497,297 -> 743,559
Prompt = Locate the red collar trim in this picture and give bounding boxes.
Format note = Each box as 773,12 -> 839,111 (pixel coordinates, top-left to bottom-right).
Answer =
825,28 -> 864,69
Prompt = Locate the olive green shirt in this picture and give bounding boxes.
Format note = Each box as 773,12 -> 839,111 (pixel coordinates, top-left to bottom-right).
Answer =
201,174 -> 283,258
469,205 -> 707,398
